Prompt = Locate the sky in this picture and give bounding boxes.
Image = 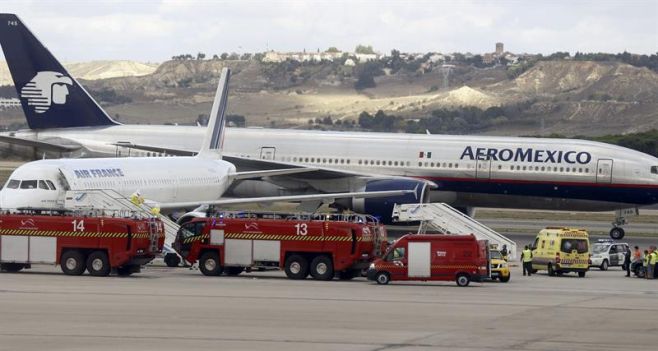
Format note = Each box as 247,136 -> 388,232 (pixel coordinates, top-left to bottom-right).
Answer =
2,0 -> 657,62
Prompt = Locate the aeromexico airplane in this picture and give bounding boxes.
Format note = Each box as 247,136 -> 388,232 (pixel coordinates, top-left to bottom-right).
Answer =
2,13 -> 658,239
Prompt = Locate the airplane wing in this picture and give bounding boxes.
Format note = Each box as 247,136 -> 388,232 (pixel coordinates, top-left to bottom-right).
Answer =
0,134 -> 82,152
230,167 -> 318,181
107,141 -> 406,180
157,189 -> 415,210
110,142 -> 196,156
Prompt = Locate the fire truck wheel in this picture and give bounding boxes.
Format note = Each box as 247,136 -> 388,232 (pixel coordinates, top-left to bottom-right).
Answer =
117,265 -> 139,276
199,251 -> 223,276
224,267 -> 244,276
87,251 -> 111,277
0,263 -> 24,273
164,253 -> 181,267
499,274 -> 510,283
375,271 -> 390,285
310,255 -> 334,281
337,270 -> 356,280
284,254 -> 309,280
547,263 -> 556,276
456,273 -> 471,287
60,250 -> 86,276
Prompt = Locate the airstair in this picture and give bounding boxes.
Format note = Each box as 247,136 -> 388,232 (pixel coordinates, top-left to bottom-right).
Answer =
63,190 -> 181,254
392,203 -> 517,259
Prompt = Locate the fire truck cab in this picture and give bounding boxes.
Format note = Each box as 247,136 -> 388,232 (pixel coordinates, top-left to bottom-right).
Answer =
367,234 -> 490,286
173,211 -> 387,280
0,209 -> 164,276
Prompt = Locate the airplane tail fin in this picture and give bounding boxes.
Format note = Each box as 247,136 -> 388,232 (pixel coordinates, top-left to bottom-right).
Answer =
197,68 -> 230,159
0,13 -> 118,129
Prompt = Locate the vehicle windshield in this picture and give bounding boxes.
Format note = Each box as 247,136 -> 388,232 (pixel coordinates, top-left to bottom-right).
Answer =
561,239 -> 588,254
490,250 -> 503,259
591,244 -> 609,254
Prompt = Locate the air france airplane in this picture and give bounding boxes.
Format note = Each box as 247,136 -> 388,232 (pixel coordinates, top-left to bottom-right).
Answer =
2,13 -> 658,239
0,68 -> 411,214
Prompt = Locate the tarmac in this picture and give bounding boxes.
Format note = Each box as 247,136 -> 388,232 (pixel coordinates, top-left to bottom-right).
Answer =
0,263 -> 656,351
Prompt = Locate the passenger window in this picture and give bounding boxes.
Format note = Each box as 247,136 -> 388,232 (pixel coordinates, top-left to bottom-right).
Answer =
6,179 -> 20,189
20,180 -> 38,189
651,166 -> 658,174
38,180 -> 49,190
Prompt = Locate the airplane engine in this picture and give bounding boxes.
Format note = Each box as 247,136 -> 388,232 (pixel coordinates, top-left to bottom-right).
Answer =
333,179 -> 431,224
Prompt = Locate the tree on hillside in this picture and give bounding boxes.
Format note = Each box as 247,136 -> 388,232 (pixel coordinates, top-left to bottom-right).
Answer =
326,47 -> 340,53
197,52 -> 206,60
228,52 -> 240,60
355,44 -> 375,54
354,61 -> 384,90
220,53 -> 229,60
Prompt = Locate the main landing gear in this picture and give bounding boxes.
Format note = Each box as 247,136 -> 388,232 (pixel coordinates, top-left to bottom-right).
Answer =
609,208 -> 638,240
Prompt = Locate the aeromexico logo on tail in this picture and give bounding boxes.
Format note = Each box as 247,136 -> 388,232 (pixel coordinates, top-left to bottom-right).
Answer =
20,71 -> 73,113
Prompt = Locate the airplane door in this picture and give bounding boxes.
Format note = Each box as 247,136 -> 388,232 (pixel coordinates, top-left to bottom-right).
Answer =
476,159 -> 491,179
259,147 -> 276,160
596,159 -> 613,183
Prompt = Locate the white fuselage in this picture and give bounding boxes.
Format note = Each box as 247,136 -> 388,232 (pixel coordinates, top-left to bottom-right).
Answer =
7,125 -> 658,211
0,155 -> 234,210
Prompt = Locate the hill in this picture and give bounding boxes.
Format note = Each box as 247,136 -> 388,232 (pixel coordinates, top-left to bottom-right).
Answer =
1,58 -> 657,136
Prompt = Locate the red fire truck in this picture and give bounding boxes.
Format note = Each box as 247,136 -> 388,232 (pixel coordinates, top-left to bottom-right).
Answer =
0,210 -> 164,276
367,234 -> 490,286
173,211 -> 387,280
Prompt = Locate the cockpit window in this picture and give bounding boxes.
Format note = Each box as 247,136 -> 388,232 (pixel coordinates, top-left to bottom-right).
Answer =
38,180 -> 49,190
20,180 -> 38,189
45,180 -> 57,190
651,166 -> 658,174
6,180 -> 20,189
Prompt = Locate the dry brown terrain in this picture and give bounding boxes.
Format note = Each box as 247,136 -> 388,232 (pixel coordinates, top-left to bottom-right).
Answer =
1,59 -> 657,135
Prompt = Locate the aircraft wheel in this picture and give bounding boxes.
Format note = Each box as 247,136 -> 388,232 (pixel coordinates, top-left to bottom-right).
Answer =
610,227 -> 625,240
164,253 -> 181,267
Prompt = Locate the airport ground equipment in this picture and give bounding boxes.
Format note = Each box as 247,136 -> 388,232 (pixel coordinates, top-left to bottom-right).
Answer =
367,234 -> 490,287
489,248 -> 510,282
531,227 -> 590,277
63,189 -> 181,265
173,211 -> 387,280
0,209 -> 164,276
391,203 -> 517,260
589,239 -> 629,271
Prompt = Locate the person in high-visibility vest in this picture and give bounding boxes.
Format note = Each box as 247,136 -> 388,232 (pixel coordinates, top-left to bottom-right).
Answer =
130,190 -> 144,206
649,246 -> 657,280
643,250 -> 649,279
521,245 -> 533,276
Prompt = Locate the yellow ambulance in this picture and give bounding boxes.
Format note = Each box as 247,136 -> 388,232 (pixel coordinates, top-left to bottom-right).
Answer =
531,227 -> 590,277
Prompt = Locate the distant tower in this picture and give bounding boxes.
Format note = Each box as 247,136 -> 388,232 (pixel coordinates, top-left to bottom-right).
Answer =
495,42 -> 504,55
440,64 -> 455,90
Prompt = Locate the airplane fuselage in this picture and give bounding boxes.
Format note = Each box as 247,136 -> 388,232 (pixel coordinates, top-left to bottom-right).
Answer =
8,125 -> 658,212
0,156 -> 234,210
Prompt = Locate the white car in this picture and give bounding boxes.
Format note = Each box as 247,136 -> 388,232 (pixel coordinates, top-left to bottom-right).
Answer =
590,241 -> 629,271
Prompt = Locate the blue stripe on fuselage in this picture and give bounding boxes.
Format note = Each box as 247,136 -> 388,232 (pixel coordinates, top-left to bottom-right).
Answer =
421,177 -> 658,205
